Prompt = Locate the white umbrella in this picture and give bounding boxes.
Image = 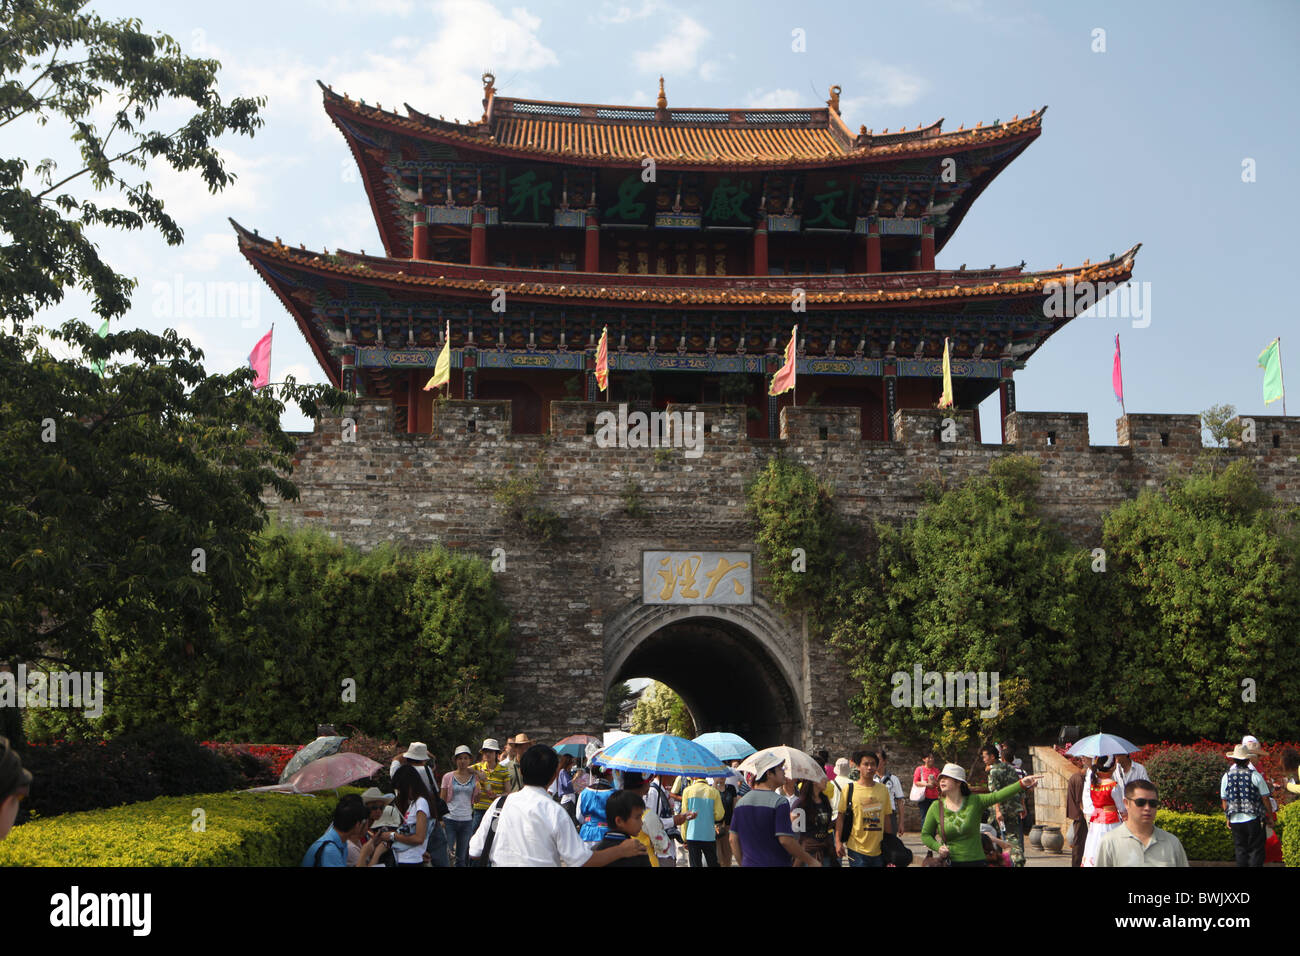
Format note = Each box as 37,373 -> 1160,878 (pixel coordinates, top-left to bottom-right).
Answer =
1065,733 -> 1140,758
738,745 -> 824,782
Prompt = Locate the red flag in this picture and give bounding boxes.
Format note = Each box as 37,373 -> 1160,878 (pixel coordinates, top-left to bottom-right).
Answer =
768,325 -> 797,396
1112,333 -> 1124,407
595,325 -> 609,393
248,327 -> 273,389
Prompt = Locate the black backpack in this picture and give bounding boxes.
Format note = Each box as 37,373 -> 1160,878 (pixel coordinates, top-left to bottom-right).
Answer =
472,793 -> 511,867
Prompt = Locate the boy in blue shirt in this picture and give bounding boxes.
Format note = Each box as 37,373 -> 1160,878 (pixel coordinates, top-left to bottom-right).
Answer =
302,795 -> 370,867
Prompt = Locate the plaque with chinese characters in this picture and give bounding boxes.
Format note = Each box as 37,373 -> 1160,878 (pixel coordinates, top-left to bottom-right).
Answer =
642,551 -> 752,605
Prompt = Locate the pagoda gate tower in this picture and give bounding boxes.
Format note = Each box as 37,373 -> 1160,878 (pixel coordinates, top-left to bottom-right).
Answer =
238,77 -> 1149,753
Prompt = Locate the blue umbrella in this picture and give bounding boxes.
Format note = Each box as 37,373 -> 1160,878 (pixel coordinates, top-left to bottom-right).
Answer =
554,743 -> 585,758
1065,733 -> 1139,759
692,732 -> 756,762
592,733 -> 729,778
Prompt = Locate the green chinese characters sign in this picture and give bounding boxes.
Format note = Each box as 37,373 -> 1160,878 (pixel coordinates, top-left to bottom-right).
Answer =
801,173 -> 856,229
702,176 -> 757,227
602,171 -> 654,225
502,166 -> 554,222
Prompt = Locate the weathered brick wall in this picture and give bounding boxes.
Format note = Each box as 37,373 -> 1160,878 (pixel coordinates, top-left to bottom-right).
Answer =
266,400 -> 1300,760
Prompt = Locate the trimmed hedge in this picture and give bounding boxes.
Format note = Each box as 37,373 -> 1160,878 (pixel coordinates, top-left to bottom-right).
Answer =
1278,800 -> 1300,867
0,787 -> 363,867
1154,809 -> 1233,861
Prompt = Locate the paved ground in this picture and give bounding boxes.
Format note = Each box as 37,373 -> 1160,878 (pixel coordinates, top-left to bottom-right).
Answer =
894,828 -> 1074,867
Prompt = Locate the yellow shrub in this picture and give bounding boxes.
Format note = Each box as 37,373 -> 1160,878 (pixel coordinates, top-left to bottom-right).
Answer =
0,788 -> 364,867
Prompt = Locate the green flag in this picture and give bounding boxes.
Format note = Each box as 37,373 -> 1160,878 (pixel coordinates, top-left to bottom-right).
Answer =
91,320 -> 109,377
1258,339 -> 1284,405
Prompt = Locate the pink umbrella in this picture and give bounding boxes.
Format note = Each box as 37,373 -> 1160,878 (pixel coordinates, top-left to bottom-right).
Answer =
286,752 -> 382,793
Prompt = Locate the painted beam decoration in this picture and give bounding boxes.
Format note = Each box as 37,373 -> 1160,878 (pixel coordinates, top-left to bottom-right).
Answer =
643,551 -> 753,605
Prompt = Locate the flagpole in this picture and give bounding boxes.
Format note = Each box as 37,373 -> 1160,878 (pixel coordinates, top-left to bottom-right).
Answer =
1119,333 -> 1125,417
1278,337 -> 1287,416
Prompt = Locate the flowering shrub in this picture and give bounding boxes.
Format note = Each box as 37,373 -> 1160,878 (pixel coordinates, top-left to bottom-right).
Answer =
1136,739 -> 1298,809
1143,747 -> 1229,814
199,742 -> 298,783
0,788 -> 363,867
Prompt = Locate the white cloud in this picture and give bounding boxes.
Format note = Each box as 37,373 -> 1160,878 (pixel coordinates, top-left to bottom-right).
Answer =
698,59 -> 722,82
309,0 -> 417,14
591,0 -> 661,23
148,147 -> 281,230
174,232 -> 242,273
318,201 -> 383,255
633,15 -> 709,74
216,0 -> 557,144
837,62 -> 927,122
743,88 -> 802,109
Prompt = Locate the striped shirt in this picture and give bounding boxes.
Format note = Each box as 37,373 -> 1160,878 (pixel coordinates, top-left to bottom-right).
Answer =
472,761 -> 510,811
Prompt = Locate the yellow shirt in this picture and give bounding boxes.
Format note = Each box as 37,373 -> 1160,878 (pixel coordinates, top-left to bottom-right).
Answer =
836,781 -> 893,857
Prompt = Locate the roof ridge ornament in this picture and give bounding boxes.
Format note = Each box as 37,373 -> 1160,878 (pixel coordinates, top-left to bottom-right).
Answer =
482,72 -> 496,124
827,85 -> 841,114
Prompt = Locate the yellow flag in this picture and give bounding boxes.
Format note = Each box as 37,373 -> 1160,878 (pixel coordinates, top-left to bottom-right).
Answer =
595,326 -> 609,393
424,320 -> 451,391
938,337 -> 954,408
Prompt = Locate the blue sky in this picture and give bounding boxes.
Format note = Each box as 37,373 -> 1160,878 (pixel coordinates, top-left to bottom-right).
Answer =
29,0 -> 1300,438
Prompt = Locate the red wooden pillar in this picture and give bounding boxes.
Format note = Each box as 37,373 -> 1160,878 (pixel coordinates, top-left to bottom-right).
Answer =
752,217 -> 768,275
470,206 -> 487,265
407,372 -> 422,434
584,210 -> 600,272
920,223 -> 935,271
866,221 -> 881,273
412,210 -> 428,260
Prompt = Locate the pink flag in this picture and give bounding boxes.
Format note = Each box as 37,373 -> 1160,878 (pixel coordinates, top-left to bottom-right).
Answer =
1112,333 -> 1124,406
248,328 -> 273,389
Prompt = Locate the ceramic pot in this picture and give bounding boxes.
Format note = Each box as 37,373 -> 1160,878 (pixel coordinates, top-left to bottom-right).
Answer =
1041,825 -> 1064,853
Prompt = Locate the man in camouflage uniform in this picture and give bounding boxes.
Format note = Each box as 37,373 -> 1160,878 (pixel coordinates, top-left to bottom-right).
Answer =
983,743 -> 1026,866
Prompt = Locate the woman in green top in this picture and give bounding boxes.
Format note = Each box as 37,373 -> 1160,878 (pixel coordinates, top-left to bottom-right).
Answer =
920,762 -> 1042,867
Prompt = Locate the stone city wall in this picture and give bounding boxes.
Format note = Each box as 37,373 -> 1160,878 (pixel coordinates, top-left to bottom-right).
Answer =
265,400 -> 1300,760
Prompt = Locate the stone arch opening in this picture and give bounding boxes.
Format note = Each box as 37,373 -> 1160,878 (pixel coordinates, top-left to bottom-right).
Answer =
606,603 -> 803,749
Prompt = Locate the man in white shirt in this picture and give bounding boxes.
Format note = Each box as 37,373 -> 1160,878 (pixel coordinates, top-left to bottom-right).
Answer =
468,745 -> 644,867
1114,751 -> 1149,804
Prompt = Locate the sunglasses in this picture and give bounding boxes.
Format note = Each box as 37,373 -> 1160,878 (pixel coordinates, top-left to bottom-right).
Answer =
1127,798 -> 1159,808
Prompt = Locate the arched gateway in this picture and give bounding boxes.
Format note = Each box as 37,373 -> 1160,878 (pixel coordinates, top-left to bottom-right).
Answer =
603,598 -> 804,749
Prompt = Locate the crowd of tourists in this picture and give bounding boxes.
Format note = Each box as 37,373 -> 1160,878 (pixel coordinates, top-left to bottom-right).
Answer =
296,731 -> 1295,868
0,728 -> 1285,869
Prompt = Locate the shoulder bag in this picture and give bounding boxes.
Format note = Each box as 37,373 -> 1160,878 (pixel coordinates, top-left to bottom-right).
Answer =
922,801 -> 951,867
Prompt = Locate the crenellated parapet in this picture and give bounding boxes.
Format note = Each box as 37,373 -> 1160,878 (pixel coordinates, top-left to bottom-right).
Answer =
1003,411 -> 1090,450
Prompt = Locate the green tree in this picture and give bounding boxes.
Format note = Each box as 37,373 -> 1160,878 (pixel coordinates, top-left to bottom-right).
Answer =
1,324 -> 339,673
0,4 -> 343,693
94,525 -> 513,755
1201,403 -> 1238,449
745,455 -> 852,613
829,456 -> 1111,746
629,681 -> 696,738
2,0 -> 264,327
604,681 -> 634,725
1102,460 -> 1300,739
